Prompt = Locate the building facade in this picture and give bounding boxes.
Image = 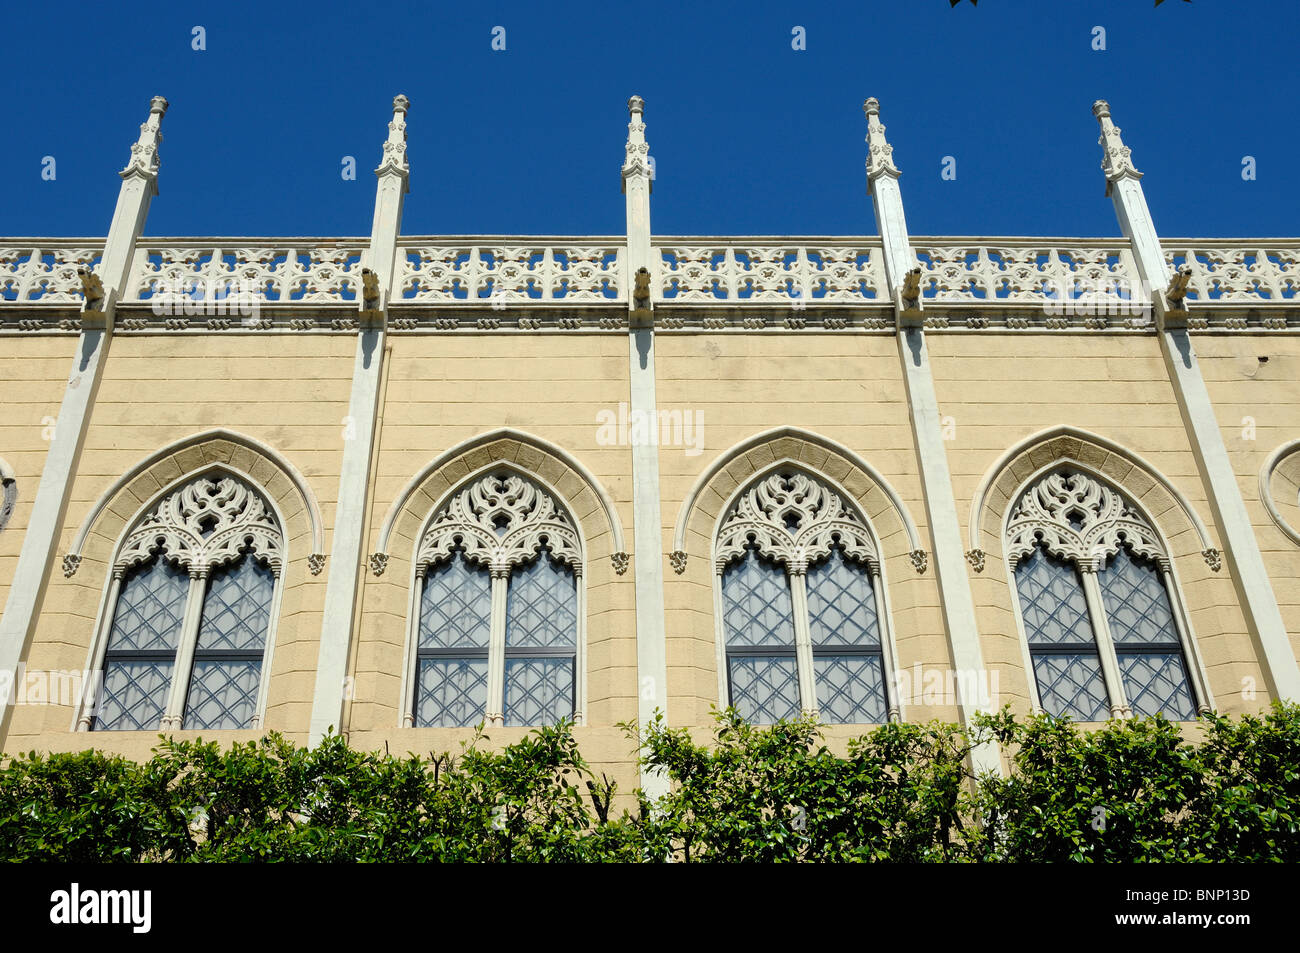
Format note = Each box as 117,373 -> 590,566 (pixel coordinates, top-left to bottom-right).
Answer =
1,95 -> 1298,795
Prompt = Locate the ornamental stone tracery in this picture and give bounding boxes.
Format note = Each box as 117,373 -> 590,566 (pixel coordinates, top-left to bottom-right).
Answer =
715,471 -> 878,575
416,472 -> 582,578
1005,469 -> 1165,572
115,473 -> 283,578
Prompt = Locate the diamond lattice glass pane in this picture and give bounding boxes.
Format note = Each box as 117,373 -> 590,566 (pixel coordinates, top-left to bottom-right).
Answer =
1015,547 -> 1095,645
1032,651 -> 1110,721
504,657 -> 574,726
419,552 -> 491,649
506,551 -> 577,649
183,660 -> 261,730
415,658 -> 488,727
1119,651 -> 1196,720
1100,548 -> 1180,646
195,556 -> 273,651
722,549 -> 795,648
728,654 -> 800,724
814,654 -> 887,724
95,660 -> 173,730
106,557 -> 189,652
806,549 -> 880,647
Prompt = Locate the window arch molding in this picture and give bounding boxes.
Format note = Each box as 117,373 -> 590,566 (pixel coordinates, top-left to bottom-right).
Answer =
1000,459 -> 1214,720
1259,439 -> 1300,547
709,461 -> 906,725
395,461 -> 590,729
74,463 -> 289,732
63,428 -> 326,578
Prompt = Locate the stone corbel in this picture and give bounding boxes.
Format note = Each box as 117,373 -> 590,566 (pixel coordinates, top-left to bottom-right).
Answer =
895,266 -> 924,329
358,267 -> 386,328
78,269 -> 115,330
1155,266 -> 1192,331
630,266 -> 653,328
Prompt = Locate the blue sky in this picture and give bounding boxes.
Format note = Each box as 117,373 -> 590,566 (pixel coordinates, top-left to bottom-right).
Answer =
3,0 -> 1296,239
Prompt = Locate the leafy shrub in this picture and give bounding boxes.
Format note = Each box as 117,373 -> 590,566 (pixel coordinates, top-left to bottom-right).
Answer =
2,705 -> 1297,862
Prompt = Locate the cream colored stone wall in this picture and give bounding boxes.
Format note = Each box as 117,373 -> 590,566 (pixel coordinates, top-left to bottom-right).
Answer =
928,331 -> 1263,718
0,337 -> 74,611
345,333 -> 637,789
1195,335 -> 1300,667
4,332 -> 355,757
1,322 -> 1297,778
655,331 -> 959,730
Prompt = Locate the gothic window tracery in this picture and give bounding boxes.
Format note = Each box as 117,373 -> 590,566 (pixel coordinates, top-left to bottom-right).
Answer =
85,471 -> 283,731
1006,468 -> 1206,720
715,470 -> 896,724
406,471 -> 581,728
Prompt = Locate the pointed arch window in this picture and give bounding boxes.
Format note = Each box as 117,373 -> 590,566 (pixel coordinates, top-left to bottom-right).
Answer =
82,472 -> 283,731
1007,468 -> 1207,720
715,470 -> 898,725
404,471 -> 582,728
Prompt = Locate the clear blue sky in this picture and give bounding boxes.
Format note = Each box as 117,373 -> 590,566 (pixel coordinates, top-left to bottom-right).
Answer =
3,0 -> 1296,239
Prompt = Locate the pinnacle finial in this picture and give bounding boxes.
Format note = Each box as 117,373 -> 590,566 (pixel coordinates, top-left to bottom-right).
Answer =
376,93 -> 410,180
622,94 -> 650,188
120,96 -> 168,183
864,96 -> 899,192
1093,99 -> 1141,196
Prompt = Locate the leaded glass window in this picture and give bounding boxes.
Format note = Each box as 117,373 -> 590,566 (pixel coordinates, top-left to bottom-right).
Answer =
1006,468 -> 1205,720
716,470 -> 895,725
86,471 -> 283,731
407,471 -> 582,728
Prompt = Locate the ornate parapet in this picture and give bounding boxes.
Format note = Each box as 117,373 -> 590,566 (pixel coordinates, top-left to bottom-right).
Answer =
4,235 -> 1299,333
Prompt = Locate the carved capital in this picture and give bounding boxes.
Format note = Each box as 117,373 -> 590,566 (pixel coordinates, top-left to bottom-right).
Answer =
611,551 -> 630,575
62,553 -> 82,578
1202,547 -> 1222,572
909,549 -> 928,574
965,549 -> 986,573
669,550 -> 688,575
307,552 -> 326,575
369,553 -> 389,576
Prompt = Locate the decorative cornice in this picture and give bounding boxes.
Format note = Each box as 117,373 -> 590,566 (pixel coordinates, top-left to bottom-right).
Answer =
1092,100 -> 1142,196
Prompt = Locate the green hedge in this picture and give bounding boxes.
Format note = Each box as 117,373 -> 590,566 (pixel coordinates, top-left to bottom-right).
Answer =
2,704 -> 1297,862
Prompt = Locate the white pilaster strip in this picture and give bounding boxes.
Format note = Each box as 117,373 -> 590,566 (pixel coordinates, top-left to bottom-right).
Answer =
308,96 -> 409,744
623,95 -> 670,797
0,97 -> 168,742
1093,100 -> 1299,703
865,98 -> 1000,775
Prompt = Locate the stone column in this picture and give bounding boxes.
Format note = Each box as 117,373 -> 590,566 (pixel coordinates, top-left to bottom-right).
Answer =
308,96 -> 410,745
1093,100 -> 1299,704
0,97 -> 168,744
865,98 -> 1000,775
623,95 -> 670,797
